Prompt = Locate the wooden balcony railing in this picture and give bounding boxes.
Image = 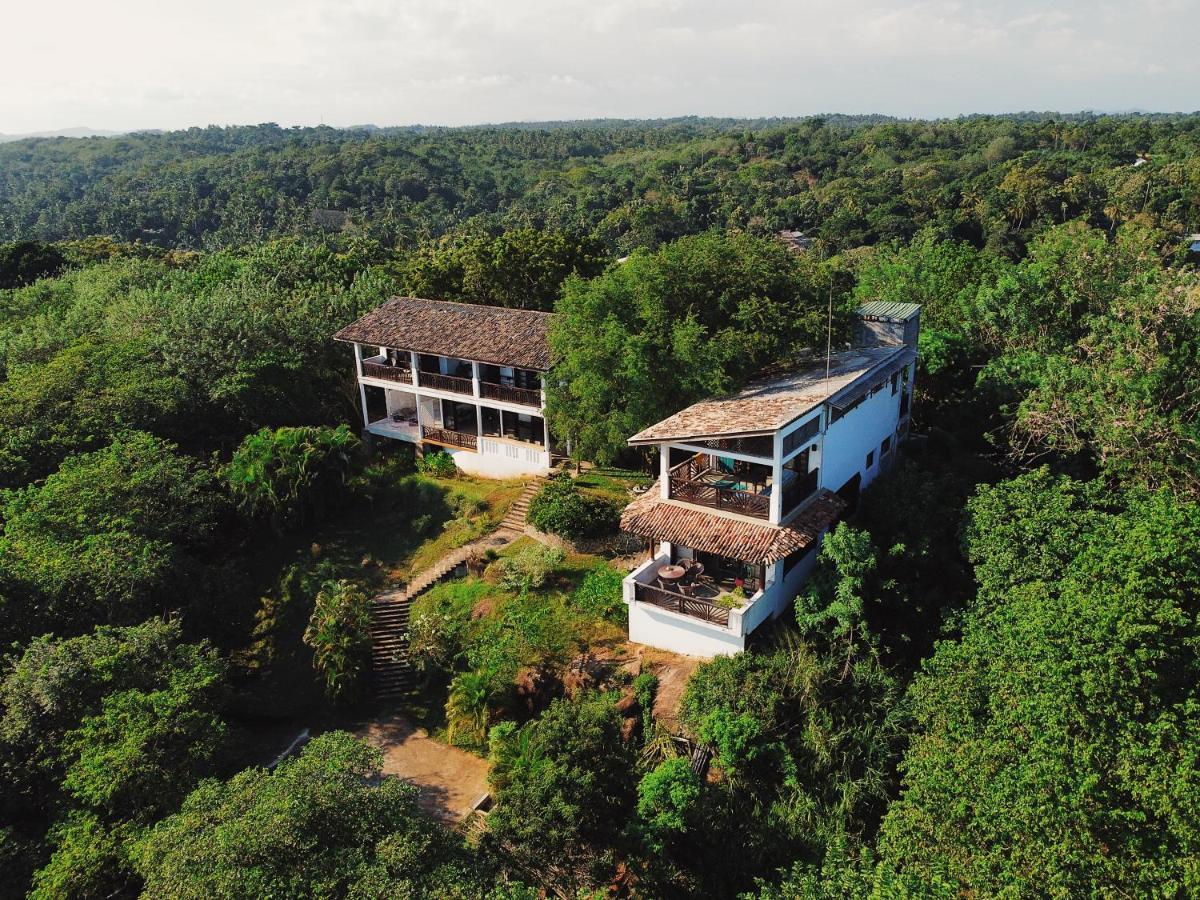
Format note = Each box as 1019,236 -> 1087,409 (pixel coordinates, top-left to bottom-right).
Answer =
418,371 -> 473,395
421,426 -> 478,450
634,582 -> 730,627
667,456 -> 770,519
479,381 -> 541,407
362,361 -> 414,384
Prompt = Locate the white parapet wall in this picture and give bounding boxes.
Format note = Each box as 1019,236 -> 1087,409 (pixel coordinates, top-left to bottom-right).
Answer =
443,438 -> 550,478
628,600 -> 746,657
623,556 -> 748,657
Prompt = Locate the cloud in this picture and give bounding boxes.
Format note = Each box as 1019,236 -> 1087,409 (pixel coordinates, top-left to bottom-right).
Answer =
0,0 -> 1195,132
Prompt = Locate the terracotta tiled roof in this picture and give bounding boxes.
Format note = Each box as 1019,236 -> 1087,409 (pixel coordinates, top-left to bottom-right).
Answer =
620,484 -> 846,564
627,346 -> 913,445
333,297 -> 554,371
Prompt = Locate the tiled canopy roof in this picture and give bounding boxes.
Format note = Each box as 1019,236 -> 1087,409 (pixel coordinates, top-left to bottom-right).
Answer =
627,346 -> 913,445
333,297 -> 554,371
620,484 -> 846,564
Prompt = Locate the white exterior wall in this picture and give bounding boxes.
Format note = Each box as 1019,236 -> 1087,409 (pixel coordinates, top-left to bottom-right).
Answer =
456,438 -> 550,478
628,601 -> 747,657
353,344 -> 551,478
820,380 -> 903,496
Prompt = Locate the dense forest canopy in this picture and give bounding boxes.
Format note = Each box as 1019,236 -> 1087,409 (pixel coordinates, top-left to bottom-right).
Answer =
1,114 -> 1198,254
0,114 -> 1198,898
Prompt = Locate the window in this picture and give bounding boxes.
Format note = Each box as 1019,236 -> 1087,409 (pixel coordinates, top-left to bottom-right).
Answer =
782,416 -> 820,456
881,436 -> 892,456
891,372 -> 899,395
866,450 -> 875,469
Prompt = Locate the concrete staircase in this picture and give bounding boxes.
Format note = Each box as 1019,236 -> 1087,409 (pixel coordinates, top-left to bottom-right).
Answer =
500,478 -> 543,533
370,478 -> 544,701
369,587 -> 416,699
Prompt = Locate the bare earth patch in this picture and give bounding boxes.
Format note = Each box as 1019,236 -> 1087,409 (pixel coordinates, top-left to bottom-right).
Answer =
358,713 -> 490,824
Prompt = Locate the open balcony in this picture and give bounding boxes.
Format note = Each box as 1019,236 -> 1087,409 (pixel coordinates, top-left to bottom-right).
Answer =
361,354 -> 414,384
667,453 -> 772,520
626,551 -> 766,630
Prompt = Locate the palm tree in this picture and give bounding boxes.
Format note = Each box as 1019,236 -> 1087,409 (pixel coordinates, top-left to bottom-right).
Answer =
445,670 -> 492,746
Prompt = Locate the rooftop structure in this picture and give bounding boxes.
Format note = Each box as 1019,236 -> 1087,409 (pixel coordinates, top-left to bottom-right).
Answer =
628,346 -> 913,445
334,296 -> 554,372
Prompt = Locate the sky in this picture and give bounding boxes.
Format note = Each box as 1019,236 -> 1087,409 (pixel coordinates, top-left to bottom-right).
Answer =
2,0 -> 1197,134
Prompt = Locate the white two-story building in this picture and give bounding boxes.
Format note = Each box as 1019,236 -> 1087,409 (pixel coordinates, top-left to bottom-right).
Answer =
620,302 -> 919,657
334,297 -> 555,478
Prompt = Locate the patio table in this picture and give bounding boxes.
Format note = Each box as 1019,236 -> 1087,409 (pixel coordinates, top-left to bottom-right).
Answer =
657,564 -> 686,585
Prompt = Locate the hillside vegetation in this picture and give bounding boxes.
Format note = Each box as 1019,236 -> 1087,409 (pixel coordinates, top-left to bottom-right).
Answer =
0,115 -> 1198,898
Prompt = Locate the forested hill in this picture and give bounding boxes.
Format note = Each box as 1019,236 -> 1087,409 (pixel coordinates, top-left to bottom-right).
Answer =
2,112 -> 1200,897
1,114 -> 1198,252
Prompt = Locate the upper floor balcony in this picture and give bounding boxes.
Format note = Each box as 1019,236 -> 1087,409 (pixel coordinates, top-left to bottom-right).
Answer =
668,453 -> 771,519
666,451 -> 822,523
358,350 -> 543,408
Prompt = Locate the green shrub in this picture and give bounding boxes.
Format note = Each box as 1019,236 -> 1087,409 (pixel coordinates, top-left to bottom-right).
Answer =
497,545 -> 565,592
527,474 -> 621,540
416,450 -> 457,478
302,579 -> 371,702
571,565 -> 627,623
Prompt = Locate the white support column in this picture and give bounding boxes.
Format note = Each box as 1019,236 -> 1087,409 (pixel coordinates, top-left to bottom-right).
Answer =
769,430 -> 784,524
410,351 -> 420,388
359,383 -> 370,428
476,404 -> 484,440
353,343 -> 364,378
660,445 -> 671,499
542,416 -> 550,452
471,361 -> 481,398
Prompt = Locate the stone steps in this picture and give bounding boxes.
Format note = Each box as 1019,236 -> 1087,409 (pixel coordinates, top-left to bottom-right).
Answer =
368,477 -> 544,701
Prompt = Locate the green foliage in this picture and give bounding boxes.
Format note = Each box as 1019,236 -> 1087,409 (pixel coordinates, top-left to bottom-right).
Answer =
0,338 -> 189,489
133,731 -> 497,898
486,694 -> 636,895
61,674 -> 226,822
0,433 -> 224,638
526,474 -> 620,539
29,813 -> 135,900
796,524 -> 878,652
547,231 -> 835,463
569,564 -> 626,623
496,544 -> 565,593
446,669 -> 495,748
754,842 -> 955,899
224,424 -> 360,532
878,486 -> 1200,896
415,449 -> 458,478
637,758 -> 702,847
0,620 -> 226,897
403,227 -> 606,311
678,639 -> 905,891
0,240 -> 66,289
962,467 -> 1113,606
302,579 -> 371,702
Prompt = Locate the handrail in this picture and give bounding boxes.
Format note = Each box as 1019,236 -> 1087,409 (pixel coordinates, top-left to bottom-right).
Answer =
634,582 -> 730,627
479,381 -> 541,407
362,361 -> 414,383
421,426 -> 478,450
418,371 -> 474,394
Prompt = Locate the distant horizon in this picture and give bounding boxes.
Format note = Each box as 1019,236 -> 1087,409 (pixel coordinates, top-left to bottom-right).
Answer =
3,1 -> 1196,136
4,108 -> 1199,141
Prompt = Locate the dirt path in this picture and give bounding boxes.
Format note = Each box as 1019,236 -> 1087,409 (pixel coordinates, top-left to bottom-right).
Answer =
640,649 -> 703,728
357,713 -> 490,824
